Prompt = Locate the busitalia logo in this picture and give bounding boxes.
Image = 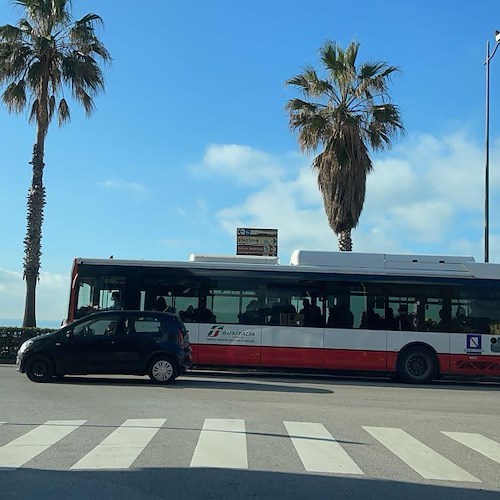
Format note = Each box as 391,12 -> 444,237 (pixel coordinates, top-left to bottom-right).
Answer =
208,325 -> 224,337
207,325 -> 256,339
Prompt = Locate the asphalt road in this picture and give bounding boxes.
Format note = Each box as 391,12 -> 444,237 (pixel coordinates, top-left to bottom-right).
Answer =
1,365 -> 499,499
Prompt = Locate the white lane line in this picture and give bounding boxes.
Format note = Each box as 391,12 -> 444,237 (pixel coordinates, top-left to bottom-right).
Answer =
190,419 -> 247,469
363,426 -> 480,482
442,432 -> 500,464
71,419 -> 165,470
0,420 -> 86,470
284,421 -> 363,475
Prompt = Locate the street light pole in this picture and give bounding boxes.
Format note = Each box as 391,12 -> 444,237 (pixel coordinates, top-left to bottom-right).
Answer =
484,31 -> 500,263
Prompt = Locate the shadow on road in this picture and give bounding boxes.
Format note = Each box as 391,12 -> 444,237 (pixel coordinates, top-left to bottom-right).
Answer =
50,374 -> 334,394
0,466 -> 496,500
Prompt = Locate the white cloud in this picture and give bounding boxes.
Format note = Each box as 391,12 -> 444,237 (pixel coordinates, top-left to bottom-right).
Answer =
98,179 -> 148,195
190,143 -> 294,186
0,268 -> 68,324
175,199 -> 209,225
209,130 -> 500,263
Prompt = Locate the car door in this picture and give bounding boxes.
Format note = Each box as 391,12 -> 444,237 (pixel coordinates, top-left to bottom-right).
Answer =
109,313 -> 166,373
55,314 -> 123,374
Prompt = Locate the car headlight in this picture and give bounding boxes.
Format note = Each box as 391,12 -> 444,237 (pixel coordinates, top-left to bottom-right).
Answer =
18,339 -> 34,354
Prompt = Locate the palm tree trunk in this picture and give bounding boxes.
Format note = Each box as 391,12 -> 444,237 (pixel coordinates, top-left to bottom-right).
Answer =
22,142 -> 46,327
338,230 -> 352,252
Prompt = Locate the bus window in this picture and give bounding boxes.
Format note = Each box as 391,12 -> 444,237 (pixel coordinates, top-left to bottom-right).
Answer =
325,282 -> 364,329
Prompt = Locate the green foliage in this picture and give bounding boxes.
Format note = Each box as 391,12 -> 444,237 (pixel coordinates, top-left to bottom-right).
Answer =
0,326 -> 56,360
285,39 -> 404,246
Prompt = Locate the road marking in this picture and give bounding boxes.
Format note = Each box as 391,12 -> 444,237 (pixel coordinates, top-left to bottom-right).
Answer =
71,419 -> 165,470
190,419 -> 247,469
284,421 -> 363,475
363,426 -> 480,482
0,420 -> 86,470
442,432 -> 500,464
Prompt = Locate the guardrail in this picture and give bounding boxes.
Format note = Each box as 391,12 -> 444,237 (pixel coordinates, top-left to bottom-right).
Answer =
0,327 -> 56,362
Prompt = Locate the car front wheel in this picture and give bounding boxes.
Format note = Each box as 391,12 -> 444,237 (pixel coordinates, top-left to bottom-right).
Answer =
148,357 -> 178,385
25,355 -> 54,383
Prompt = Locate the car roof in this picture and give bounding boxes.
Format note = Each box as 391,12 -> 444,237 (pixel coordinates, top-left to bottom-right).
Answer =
84,310 -> 182,320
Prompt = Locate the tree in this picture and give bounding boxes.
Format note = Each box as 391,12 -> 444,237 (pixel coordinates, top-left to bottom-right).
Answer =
0,0 -> 110,326
285,40 -> 404,251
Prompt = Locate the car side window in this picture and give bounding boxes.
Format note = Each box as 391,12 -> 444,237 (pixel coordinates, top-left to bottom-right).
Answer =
73,317 -> 120,338
125,315 -> 162,336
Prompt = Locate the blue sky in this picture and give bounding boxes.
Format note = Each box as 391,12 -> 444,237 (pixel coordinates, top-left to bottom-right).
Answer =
1,0 -> 500,323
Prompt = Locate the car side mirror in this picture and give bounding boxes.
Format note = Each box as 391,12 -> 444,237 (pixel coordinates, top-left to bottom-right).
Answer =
66,331 -> 74,340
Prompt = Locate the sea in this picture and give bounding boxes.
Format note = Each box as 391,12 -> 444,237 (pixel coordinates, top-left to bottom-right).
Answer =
0,318 -> 62,329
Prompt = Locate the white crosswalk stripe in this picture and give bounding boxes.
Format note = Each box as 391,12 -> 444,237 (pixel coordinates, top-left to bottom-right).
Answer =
284,421 -> 363,475
0,420 -> 86,470
190,418 -> 247,469
0,419 -> 498,482
442,432 -> 500,465
71,419 -> 166,470
363,426 -> 480,482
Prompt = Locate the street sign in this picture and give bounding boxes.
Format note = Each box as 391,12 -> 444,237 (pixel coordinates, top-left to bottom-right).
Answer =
236,228 -> 278,257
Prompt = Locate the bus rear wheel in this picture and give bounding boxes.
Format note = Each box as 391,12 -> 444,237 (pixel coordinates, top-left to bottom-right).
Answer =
397,347 -> 437,384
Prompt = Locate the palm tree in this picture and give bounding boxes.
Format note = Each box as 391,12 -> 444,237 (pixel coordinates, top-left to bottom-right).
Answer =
0,0 -> 110,326
286,40 -> 404,251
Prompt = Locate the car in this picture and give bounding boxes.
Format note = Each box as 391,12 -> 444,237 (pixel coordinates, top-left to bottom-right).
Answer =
16,310 -> 192,384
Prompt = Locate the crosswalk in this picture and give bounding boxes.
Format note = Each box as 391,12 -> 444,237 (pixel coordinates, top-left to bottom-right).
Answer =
0,418 -> 499,484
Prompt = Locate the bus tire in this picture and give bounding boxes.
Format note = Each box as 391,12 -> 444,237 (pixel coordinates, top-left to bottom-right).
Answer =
397,347 -> 437,384
25,354 -> 55,383
148,356 -> 178,385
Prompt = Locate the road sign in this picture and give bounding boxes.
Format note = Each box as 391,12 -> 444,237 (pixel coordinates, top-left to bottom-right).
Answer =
236,228 -> 278,256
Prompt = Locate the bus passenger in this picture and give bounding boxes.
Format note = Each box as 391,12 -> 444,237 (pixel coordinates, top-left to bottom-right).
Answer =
239,300 -> 264,325
360,307 -> 382,330
109,291 -> 122,310
299,299 -> 323,327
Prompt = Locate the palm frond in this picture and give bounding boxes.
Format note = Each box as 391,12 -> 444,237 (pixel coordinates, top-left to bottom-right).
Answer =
28,97 -> 37,122
48,94 -> 55,120
2,79 -> 26,112
57,97 -> 70,124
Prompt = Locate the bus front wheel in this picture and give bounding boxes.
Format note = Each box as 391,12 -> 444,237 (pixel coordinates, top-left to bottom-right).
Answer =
397,347 -> 437,384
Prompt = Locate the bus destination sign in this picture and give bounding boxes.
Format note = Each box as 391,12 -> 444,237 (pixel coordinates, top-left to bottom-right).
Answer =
236,228 -> 278,257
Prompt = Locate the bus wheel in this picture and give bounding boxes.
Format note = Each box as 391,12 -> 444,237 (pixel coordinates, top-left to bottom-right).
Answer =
25,355 -> 54,383
148,356 -> 178,385
397,347 -> 437,384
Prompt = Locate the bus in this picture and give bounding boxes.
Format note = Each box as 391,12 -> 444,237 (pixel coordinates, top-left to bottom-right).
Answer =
66,250 -> 500,384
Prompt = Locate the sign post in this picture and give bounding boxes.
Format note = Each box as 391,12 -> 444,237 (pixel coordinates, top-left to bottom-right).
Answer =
236,228 -> 278,257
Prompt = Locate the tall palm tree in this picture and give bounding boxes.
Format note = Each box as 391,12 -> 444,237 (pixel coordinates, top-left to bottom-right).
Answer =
0,0 -> 110,326
286,40 -> 404,252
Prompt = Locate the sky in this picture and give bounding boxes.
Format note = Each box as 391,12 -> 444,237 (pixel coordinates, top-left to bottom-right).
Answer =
1,0 -> 500,324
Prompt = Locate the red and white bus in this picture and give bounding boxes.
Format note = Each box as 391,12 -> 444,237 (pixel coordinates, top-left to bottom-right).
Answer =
67,250 -> 500,383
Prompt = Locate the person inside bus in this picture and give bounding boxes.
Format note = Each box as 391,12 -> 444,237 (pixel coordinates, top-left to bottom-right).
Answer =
179,305 -> 196,322
238,300 -> 264,325
453,306 -> 472,332
299,299 -> 323,327
153,296 -> 168,311
360,307 -> 383,330
397,305 -> 415,331
194,306 -> 216,323
384,308 -> 399,330
109,291 -> 122,310
269,299 -> 296,325
327,303 -> 353,328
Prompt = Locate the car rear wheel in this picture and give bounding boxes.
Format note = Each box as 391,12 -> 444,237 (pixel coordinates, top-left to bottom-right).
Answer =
25,355 -> 54,383
148,357 -> 178,385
